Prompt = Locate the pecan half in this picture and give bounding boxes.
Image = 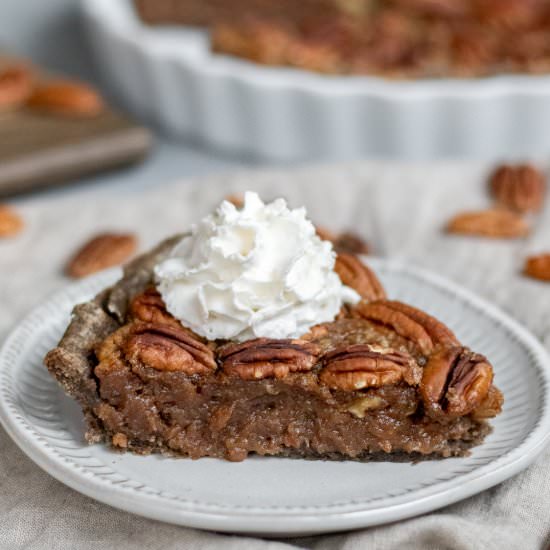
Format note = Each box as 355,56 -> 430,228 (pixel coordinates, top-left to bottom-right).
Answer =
125,323 -> 216,374
382,301 -> 458,347
476,0 -> 542,29
335,253 -> 386,301
420,346 -> 493,417
0,63 -> 33,110
320,344 -> 421,391
26,80 -> 104,117
0,204 -> 24,237
489,164 -> 545,213
446,209 -> 529,239
317,227 -> 370,255
524,253 -> 550,282
452,27 -> 498,74
335,232 -> 370,255
65,232 -> 137,278
129,287 -> 179,326
219,338 -> 320,380
353,300 -> 458,356
225,193 -> 244,208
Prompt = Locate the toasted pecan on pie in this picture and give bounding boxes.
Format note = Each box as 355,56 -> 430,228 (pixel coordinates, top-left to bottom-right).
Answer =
45,237 -> 502,462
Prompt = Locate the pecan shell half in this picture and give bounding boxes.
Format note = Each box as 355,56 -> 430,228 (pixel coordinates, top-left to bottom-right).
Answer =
420,346 -> 493,417
335,253 -> 386,301
125,323 -> 216,374
489,164 -> 545,213
219,338 -> 320,380
320,344 -> 421,391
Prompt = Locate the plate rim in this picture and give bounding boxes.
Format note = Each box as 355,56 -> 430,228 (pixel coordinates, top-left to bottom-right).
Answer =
1,259 -> 550,535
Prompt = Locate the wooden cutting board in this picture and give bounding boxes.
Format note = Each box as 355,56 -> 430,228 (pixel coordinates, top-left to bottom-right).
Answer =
0,104 -> 152,197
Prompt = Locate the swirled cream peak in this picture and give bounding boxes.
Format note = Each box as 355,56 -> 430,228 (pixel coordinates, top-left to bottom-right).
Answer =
154,192 -> 359,341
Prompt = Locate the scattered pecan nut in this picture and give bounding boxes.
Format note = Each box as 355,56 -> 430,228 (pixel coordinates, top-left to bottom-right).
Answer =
335,253 -> 386,301
0,63 -> 33,110
524,253 -> 550,282
129,287 -> 179,326
225,193 -> 244,208
320,344 -> 421,391
0,204 -> 24,237
125,323 -> 216,374
420,346 -> 493,417
65,232 -> 137,278
26,80 -> 105,117
489,164 -> 546,213
219,338 -> 320,380
446,209 -> 529,239
353,300 -> 458,356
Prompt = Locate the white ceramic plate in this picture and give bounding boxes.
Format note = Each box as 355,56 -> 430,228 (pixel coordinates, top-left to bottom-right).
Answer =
1,259 -> 549,536
82,0 -> 550,160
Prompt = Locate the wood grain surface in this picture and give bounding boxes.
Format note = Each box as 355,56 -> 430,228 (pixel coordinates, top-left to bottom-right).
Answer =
0,103 -> 152,196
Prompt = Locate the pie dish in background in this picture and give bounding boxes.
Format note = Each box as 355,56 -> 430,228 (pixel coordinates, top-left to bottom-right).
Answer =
83,0 -> 550,160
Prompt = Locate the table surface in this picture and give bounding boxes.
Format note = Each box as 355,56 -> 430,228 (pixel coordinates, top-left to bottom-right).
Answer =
2,160 -> 550,550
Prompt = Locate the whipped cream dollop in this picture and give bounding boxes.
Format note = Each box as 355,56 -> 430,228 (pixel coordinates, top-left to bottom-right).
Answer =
154,192 -> 359,341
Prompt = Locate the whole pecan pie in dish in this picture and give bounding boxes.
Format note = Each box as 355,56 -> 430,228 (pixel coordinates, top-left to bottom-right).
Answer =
45,194 -> 503,462
135,0 -> 550,78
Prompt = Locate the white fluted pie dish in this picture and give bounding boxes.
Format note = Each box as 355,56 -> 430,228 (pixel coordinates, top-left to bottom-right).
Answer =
82,0 -> 550,161
1,259 -> 549,535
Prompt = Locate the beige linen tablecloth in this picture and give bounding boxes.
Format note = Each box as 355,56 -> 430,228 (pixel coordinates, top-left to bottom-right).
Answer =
2,162 -> 550,550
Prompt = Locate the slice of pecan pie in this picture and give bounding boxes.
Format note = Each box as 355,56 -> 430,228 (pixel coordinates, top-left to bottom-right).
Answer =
45,238 -> 503,461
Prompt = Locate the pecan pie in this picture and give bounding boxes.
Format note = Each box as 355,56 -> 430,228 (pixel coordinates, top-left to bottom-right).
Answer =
45,236 -> 502,462
135,0 -> 550,78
